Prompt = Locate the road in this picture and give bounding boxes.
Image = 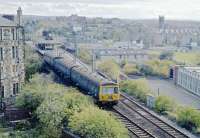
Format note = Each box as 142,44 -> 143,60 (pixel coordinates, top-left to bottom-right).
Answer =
129,76 -> 200,109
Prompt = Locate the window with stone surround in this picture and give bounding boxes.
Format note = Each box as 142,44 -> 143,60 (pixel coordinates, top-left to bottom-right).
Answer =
13,83 -> 19,95
11,28 -> 15,40
0,86 -> 4,98
0,28 -> 2,40
12,65 -> 17,73
3,28 -> 11,40
12,46 -> 19,59
0,48 -> 3,60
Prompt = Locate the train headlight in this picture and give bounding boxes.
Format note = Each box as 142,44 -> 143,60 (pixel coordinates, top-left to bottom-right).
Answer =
112,94 -> 119,100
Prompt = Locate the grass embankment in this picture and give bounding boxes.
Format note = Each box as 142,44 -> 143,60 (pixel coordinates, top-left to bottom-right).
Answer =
174,52 -> 200,65
6,74 -> 128,138
120,79 -> 200,134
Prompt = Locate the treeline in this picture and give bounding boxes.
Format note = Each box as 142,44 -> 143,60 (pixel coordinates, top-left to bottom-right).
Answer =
24,46 -> 42,82
9,74 -> 128,138
0,46 -> 129,138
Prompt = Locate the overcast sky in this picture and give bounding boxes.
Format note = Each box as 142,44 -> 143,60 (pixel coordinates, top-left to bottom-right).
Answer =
0,0 -> 200,20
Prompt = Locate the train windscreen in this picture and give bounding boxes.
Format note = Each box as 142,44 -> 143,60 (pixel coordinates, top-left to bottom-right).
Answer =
102,87 -> 118,94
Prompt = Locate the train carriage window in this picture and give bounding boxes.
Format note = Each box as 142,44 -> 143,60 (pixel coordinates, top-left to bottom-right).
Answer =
91,85 -> 95,94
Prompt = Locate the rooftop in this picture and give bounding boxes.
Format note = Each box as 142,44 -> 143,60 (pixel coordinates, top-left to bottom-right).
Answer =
0,16 -> 16,27
183,66 -> 200,73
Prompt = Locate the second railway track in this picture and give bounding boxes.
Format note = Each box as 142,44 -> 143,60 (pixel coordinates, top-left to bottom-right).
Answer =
112,93 -> 189,138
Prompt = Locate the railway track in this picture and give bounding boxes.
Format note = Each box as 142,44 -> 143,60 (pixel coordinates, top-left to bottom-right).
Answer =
112,106 -> 155,138
112,93 -> 189,138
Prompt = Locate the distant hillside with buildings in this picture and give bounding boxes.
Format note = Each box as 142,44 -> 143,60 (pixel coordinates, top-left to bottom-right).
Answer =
23,14 -> 200,48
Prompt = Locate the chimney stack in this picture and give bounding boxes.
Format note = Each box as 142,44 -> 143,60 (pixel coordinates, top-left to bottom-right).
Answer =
17,7 -> 22,26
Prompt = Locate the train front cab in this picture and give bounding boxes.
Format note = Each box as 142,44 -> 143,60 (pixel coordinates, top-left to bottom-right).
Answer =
99,83 -> 120,105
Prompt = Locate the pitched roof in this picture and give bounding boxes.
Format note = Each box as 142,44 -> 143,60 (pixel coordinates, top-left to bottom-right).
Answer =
0,16 -> 16,27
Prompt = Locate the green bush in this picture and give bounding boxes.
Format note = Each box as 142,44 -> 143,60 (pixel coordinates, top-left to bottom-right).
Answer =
78,48 -> 92,65
62,90 -> 93,119
123,63 -> 139,75
25,47 -> 42,82
36,92 -> 67,138
140,60 -> 174,78
98,59 -> 120,80
68,106 -> 129,138
120,79 -> 150,102
155,96 -> 175,114
159,51 -> 174,60
15,74 -> 128,138
176,107 -> 200,132
15,74 -> 51,111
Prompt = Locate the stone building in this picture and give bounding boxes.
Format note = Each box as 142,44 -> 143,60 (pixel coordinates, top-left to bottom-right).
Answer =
0,7 -> 25,99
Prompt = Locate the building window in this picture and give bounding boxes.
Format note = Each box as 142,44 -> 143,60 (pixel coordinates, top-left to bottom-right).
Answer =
12,65 -> 17,73
13,83 -> 19,95
12,46 -> 15,59
11,28 -> 15,40
0,48 -> 3,60
0,28 -> 2,40
12,46 -> 18,59
0,86 -> 4,98
3,28 -> 11,40
16,47 -> 18,58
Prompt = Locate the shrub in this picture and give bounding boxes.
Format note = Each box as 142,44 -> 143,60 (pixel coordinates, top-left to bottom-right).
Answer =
140,60 -> 174,78
120,79 -> 150,102
97,59 -> 120,80
78,48 -> 92,65
159,51 -> 174,60
68,106 -> 129,138
25,47 -> 42,82
155,96 -> 175,114
62,90 -> 93,119
123,63 -> 139,75
16,74 -> 128,138
176,107 -> 200,132
15,74 -> 51,111
36,92 -> 67,138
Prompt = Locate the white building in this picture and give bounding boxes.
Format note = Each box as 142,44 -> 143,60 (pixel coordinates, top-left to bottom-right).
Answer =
176,66 -> 200,96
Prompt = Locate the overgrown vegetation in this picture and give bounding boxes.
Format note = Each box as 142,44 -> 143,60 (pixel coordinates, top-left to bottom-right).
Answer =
14,74 -> 129,138
120,79 -> 151,102
174,52 -> 200,65
140,60 -> 175,78
77,48 -> 92,65
69,106 -> 128,138
25,46 -> 42,82
177,107 -> 200,133
123,63 -> 139,75
159,51 -> 174,60
97,59 -> 120,80
155,96 -> 175,114
120,78 -> 200,134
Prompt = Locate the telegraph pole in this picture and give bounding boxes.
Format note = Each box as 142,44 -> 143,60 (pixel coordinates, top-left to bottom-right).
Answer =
92,50 -> 96,72
0,59 -> 2,111
72,26 -> 82,64
73,30 -> 77,63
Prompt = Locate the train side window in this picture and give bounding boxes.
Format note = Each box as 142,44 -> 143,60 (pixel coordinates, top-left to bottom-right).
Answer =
91,85 -> 95,94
